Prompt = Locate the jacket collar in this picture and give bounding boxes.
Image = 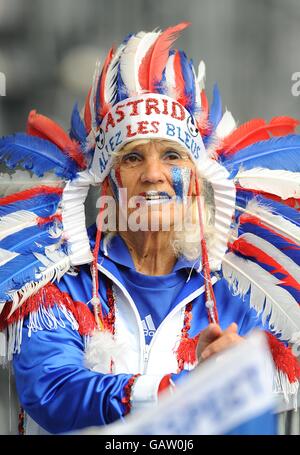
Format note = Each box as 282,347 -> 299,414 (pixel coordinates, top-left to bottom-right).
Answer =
88,225 -> 201,273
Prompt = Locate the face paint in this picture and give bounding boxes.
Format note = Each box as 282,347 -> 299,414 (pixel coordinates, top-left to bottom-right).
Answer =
171,167 -> 192,202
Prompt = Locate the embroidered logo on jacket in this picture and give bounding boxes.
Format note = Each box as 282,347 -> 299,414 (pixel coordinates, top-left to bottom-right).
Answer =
142,315 -> 156,337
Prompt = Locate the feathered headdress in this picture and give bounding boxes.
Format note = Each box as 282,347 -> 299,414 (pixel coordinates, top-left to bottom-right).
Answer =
0,22 -> 299,399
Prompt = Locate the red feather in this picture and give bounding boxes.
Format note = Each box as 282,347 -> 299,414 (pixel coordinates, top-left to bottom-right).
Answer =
218,119 -> 269,156
0,186 -> 62,206
84,87 -> 92,133
27,110 -> 86,169
138,22 -> 191,92
36,213 -> 63,225
99,47 -> 114,119
218,116 -> 299,156
200,89 -> 208,116
268,116 -> 299,136
173,50 -> 188,106
229,237 -> 300,291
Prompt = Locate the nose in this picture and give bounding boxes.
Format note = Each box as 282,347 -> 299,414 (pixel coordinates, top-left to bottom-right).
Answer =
140,157 -> 166,184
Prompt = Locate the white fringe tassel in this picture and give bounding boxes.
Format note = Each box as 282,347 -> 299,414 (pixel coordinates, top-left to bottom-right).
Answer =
27,304 -> 79,336
273,368 -> 299,410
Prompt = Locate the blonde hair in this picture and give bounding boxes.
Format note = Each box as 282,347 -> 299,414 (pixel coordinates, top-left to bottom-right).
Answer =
106,138 -> 215,261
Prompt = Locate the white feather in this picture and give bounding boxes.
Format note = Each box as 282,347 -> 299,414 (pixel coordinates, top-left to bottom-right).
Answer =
119,32 -> 145,96
236,199 -> 300,244
0,170 -> 63,197
190,63 -> 201,114
197,60 -> 206,91
120,31 -> 159,96
104,44 -> 125,106
237,168 -> 300,200
134,31 -> 160,91
0,248 -> 19,267
222,252 -> 300,346
216,110 -> 237,139
240,232 -> 300,282
90,59 -> 102,129
164,53 -> 177,100
0,210 -> 37,241
84,329 -> 130,374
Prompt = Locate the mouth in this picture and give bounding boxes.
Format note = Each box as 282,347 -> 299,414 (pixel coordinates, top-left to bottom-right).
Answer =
137,191 -> 174,205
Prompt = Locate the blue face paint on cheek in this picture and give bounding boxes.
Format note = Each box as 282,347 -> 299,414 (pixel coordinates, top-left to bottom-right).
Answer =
171,167 -> 192,201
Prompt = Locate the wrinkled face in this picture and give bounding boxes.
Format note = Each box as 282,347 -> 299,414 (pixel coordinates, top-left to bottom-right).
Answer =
109,140 -> 197,232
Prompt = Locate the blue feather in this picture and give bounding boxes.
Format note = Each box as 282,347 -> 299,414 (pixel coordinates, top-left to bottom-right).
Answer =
122,33 -> 133,45
117,62 -> 128,103
69,103 -> 87,146
0,192 -> 61,217
0,133 -> 78,179
209,83 -> 223,131
154,67 -> 166,95
115,33 -> 131,104
178,52 -> 195,114
0,223 -> 61,254
222,134 -> 300,173
95,69 -> 102,125
235,190 -> 300,228
0,254 -> 45,300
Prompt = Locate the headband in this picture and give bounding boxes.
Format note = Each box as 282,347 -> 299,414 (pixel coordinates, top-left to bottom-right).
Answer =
90,94 -> 206,182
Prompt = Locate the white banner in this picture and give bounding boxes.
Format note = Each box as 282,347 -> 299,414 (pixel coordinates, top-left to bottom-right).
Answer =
79,331 -> 275,435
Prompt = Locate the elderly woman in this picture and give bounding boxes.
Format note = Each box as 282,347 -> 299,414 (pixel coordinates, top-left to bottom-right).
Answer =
1,23 -> 300,435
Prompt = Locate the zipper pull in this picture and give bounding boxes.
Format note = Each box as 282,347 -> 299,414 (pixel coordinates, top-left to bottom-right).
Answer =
144,345 -> 149,366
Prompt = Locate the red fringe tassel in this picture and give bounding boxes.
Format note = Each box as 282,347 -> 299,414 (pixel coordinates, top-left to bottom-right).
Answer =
176,302 -> 199,370
0,283 -> 96,336
266,332 -> 300,383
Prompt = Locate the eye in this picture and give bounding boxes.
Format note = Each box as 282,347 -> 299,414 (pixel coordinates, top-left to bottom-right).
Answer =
163,150 -> 182,161
121,151 -> 143,164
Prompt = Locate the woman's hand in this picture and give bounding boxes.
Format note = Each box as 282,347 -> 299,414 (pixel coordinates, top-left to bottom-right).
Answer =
196,322 -> 244,363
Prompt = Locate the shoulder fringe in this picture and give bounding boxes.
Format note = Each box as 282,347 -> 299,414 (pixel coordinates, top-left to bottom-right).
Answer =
266,331 -> 300,409
0,283 -> 96,364
273,369 -> 299,409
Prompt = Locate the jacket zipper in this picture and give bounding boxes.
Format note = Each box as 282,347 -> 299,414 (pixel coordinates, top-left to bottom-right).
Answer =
98,263 -> 218,374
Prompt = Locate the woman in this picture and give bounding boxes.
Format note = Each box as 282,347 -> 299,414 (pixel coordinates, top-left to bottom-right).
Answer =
0,22 -> 300,435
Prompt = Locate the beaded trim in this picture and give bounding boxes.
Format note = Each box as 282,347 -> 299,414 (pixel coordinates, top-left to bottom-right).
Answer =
104,278 -> 116,334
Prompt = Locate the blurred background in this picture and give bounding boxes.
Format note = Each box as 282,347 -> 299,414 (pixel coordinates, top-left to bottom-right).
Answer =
0,0 -> 299,435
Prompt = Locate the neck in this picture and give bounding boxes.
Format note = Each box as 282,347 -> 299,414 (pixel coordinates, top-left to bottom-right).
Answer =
119,230 -> 177,275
